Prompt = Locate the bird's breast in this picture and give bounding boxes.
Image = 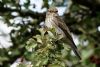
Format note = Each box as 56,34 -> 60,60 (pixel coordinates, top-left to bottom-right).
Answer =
45,17 -> 54,28
45,17 -> 65,39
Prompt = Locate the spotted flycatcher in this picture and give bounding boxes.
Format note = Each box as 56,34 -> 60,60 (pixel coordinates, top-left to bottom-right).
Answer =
45,7 -> 81,60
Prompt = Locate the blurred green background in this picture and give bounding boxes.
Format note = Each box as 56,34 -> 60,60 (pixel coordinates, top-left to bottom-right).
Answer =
0,0 -> 100,67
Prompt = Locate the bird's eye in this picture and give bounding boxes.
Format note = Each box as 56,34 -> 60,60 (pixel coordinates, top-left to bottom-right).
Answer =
48,9 -> 58,13
50,10 -> 52,12
48,9 -> 52,12
55,10 -> 58,13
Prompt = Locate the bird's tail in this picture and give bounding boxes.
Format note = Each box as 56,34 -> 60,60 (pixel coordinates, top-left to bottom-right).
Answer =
70,41 -> 81,60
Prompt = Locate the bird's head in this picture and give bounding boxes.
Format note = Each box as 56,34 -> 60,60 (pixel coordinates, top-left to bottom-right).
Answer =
48,7 -> 58,13
46,7 -> 58,17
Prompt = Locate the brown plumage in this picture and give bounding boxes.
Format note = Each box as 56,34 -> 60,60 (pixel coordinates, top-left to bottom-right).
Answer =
45,7 -> 81,60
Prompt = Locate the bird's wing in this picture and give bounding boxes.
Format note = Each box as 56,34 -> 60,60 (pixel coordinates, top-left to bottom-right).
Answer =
54,16 -> 81,59
54,16 -> 77,48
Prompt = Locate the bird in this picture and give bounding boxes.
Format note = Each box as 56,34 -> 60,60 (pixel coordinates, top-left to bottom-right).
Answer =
44,7 -> 81,60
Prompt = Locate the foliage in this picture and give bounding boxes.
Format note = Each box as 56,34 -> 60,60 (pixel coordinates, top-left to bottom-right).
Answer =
0,0 -> 100,67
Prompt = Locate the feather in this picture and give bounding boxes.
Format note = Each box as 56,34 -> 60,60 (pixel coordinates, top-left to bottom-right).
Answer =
54,16 -> 81,60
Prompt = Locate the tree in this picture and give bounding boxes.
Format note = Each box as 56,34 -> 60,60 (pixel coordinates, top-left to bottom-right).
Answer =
0,0 -> 100,67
